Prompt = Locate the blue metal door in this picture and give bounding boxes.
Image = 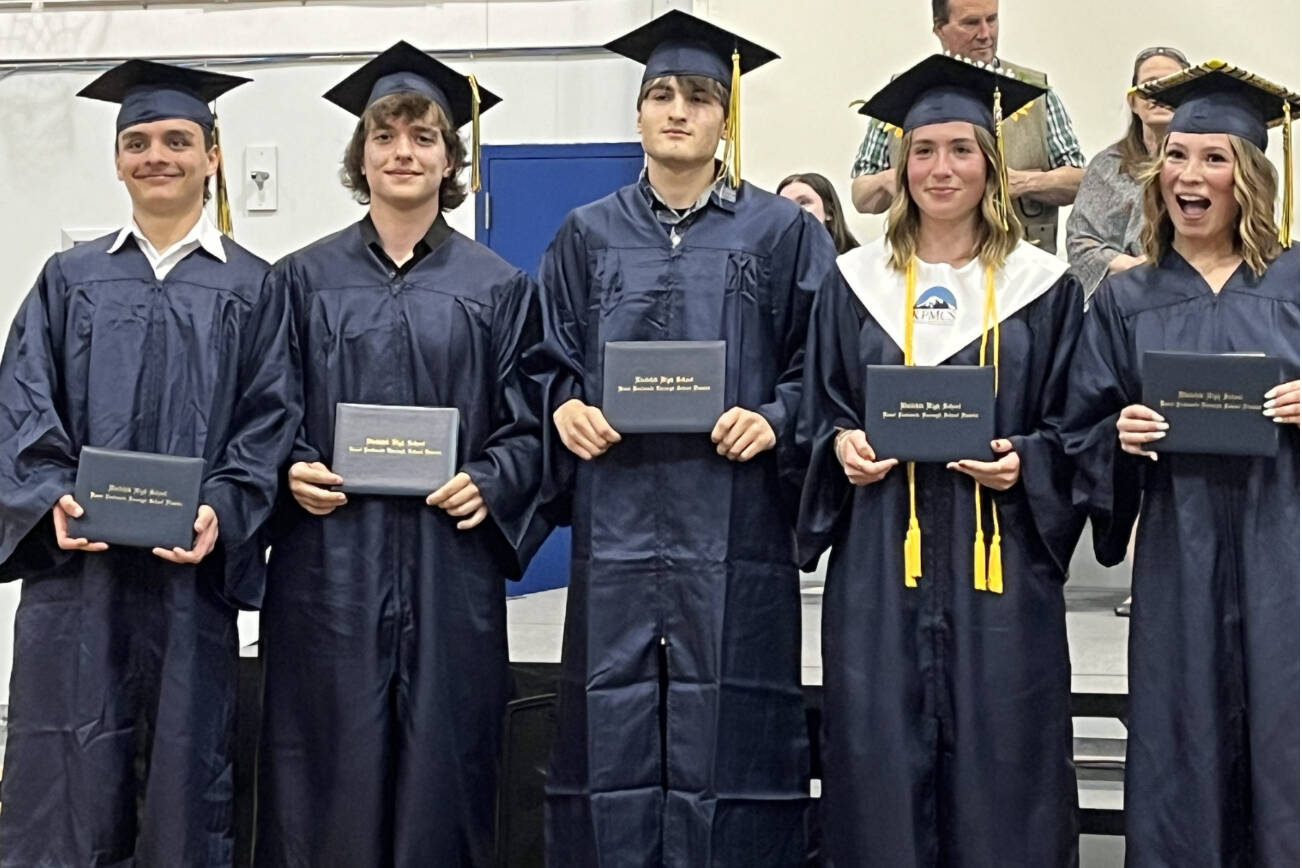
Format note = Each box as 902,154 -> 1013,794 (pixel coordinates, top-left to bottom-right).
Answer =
477,142 -> 644,594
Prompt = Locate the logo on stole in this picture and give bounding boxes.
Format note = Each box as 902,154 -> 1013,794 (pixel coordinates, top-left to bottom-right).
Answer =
913,286 -> 957,324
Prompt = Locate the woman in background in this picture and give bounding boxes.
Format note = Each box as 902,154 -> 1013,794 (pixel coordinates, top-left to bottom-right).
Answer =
778,171 -> 860,254
1065,46 -> 1189,298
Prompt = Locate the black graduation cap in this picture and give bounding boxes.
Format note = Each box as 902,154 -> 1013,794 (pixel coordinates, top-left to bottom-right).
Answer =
604,11 -> 778,187
603,9 -> 779,87
322,40 -> 502,128
858,53 -> 1045,134
77,59 -> 250,132
1133,59 -> 1299,151
1136,59 -> 1299,245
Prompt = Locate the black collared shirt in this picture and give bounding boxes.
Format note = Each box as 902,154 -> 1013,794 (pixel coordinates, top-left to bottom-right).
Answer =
636,167 -> 737,246
360,212 -> 454,277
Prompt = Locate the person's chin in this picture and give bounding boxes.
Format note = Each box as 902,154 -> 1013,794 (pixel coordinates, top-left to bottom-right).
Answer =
649,146 -> 713,169
130,184 -> 192,208
374,185 -> 439,208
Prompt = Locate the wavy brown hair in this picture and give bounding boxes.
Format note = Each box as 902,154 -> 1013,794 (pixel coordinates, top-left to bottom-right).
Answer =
884,124 -> 1022,271
340,92 -> 469,212
1139,134 -> 1283,276
777,172 -> 860,254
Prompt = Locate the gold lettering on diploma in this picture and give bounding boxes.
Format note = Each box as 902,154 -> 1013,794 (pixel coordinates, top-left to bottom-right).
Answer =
89,482 -> 181,509
615,373 -> 713,395
886,400 -> 979,421
347,435 -> 443,459
1158,387 -> 1261,413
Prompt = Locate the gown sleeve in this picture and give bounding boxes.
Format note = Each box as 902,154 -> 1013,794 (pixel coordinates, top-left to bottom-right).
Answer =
795,269 -> 868,570
201,267 -> 305,608
0,257 -> 79,578
461,270 -> 552,576
756,209 -> 836,503
521,213 -> 590,527
1003,272 -> 1088,574
1061,278 -> 1146,566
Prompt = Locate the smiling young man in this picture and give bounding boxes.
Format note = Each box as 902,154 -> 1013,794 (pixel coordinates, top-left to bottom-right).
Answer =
0,61 -> 300,867
850,0 -> 1085,253
533,11 -> 836,867
253,42 -> 548,868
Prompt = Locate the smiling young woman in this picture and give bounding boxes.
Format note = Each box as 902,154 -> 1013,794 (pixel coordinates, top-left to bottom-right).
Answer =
796,53 -> 1086,868
1064,60 -> 1300,868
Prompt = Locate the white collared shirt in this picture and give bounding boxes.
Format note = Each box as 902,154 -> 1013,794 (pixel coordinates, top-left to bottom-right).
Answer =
107,210 -> 227,280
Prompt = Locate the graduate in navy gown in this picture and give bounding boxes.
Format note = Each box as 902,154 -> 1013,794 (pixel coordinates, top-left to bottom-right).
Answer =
0,62 -> 299,867
253,43 -> 547,868
1063,62 -> 1299,868
532,12 -> 836,866
796,54 -> 1085,868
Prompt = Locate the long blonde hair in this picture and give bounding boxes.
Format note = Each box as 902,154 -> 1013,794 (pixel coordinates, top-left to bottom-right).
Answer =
884,124 -> 1022,272
1139,133 -> 1284,276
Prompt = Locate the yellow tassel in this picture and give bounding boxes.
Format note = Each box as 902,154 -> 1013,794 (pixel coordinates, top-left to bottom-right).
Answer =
975,265 -> 1003,593
213,120 -> 233,238
992,87 -> 1011,232
1280,99 -> 1293,247
904,499 -> 922,588
972,481 -> 987,590
987,511 -> 1004,594
467,74 -> 483,193
724,50 -> 742,188
902,260 -> 921,587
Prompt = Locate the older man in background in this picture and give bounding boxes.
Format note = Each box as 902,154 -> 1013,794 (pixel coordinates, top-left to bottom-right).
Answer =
851,0 -> 1085,253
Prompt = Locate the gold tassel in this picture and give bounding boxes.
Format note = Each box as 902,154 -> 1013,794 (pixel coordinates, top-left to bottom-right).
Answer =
904,492 -> 922,588
987,509 -> 1004,594
467,74 -> 483,193
213,120 -> 233,238
992,87 -> 1011,232
728,50 -> 742,186
715,51 -> 742,187
903,259 -> 921,587
976,265 -> 1002,592
722,50 -> 742,188
1280,99 -> 1293,247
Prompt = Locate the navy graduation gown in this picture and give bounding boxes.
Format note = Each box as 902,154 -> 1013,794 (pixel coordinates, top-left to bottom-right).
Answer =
1062,246 -> 1300,868
0,233 -> 299,868
533,181 -> 835,868
796,242 -> 1085,868
254,218 -> 548,868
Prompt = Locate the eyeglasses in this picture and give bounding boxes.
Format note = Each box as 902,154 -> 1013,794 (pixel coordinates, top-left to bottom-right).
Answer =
1134,46 -> 1189,68
1132,47 -> 1190,86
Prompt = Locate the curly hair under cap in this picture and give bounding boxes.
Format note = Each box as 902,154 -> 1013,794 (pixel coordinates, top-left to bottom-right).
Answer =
1139,133 -> 1283,276
339,91 -> 469,212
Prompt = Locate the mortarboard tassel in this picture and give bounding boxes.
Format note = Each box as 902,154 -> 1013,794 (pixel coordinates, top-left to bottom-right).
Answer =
213,120 -> 234,238
468,74 -> 483,193
1280,99 -> 1293,247
992,88 -> 1011,232
725,49 -> 742,188
903,259 -> 922,587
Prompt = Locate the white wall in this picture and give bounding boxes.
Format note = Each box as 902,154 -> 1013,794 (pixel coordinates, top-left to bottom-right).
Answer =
0,0 -> 669,705
699,0 -> 1300,246
0,0 -> 1298,702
